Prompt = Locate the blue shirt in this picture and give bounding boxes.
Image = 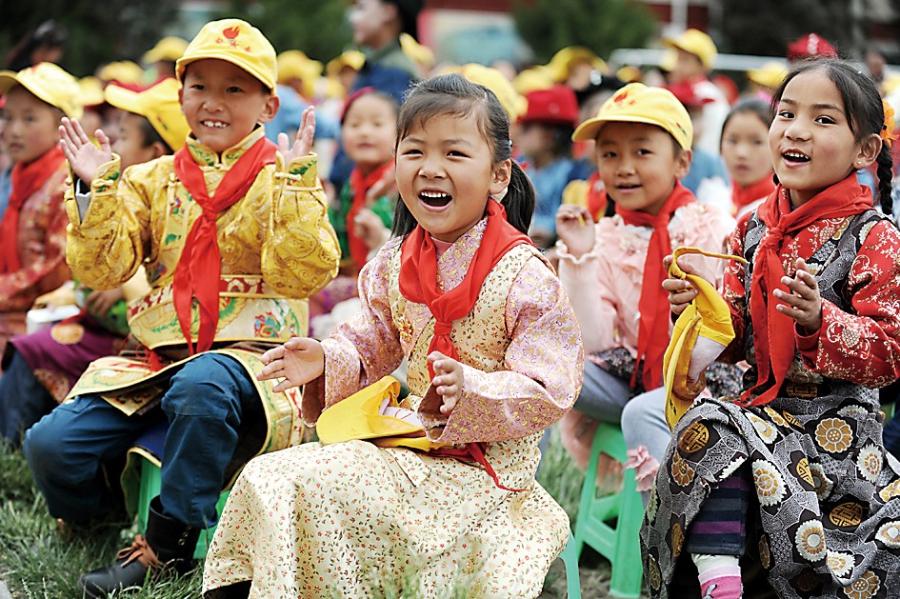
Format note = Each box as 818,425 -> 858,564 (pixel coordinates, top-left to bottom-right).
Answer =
682,148 -> 728,195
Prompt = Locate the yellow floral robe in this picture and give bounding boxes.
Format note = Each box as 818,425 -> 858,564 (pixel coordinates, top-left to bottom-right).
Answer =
203,219 -> 584,598
63,128 -> 339,457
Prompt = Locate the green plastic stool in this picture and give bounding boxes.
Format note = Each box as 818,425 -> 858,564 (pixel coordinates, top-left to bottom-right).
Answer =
559,534 -> 582,598
136,457 -> 230,559
571,422 -> 644,598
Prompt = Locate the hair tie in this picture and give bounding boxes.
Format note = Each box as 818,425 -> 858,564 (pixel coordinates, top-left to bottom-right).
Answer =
881,99 -> 896,149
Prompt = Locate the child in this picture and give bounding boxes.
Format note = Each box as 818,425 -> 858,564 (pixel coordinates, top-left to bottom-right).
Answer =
310,88 -> 398,333
202,74 -> 583,598
720,98 -> 774,217
0,79 -> 187,447
0,63 -> 81,358
646,59 -> 900,598
22,19 -> 339,596
517,84 -> 590,246
554,83 -> 735,489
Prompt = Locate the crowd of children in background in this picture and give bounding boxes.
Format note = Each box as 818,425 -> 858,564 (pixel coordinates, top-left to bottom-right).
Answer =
2,3 -> 900,598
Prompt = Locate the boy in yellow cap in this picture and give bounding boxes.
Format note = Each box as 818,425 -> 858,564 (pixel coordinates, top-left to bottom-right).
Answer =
0,80 -> 188,448
0,63 -> 82,358
552,83 -> 735,503
662,28 -> 728,155
23,19 -> 340,596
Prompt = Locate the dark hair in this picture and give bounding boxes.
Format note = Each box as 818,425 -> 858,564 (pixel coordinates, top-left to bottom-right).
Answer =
720,98 -> 772,148
771,58 -> 893,215
138,117 -> 173,153
5,20 -> 67,71
341,88 -> 399,125
391,73 -> 535,237
521,121 -> 575,159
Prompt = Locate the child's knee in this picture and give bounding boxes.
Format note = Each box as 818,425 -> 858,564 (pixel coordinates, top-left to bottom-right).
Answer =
163,355 -> 246,418
24,409 -> 77,482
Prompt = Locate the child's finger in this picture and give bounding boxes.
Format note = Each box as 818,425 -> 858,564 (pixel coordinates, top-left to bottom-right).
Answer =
73,118 -> 91,145
272,378 -> 296,393
277,132 -> 290,154
260,345 -> 286,364
775,303 -> 806,320
668,289 -> 698,306
662,278 -> 694,293
63,118 -> 82,149
773,288 -> 809,308
59,140 -> 76,164
439,394 -> 459,414
780,276 -> 817,301
794,268 -> 818,289
96,129 -> 112,155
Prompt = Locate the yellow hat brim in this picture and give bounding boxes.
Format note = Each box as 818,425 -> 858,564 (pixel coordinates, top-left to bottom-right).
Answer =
0,70 -> 83,119
572,113 -> 690,150
104,80 -> 189,151
177,51 -> 276,92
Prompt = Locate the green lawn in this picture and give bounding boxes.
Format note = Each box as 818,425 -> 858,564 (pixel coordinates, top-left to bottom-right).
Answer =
0,430 -> 622,598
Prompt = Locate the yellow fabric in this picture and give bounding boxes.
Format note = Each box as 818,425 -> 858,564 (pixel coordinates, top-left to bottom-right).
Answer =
105,79 -> 190,151
97,61 -> 145,85
142,36 -> 189,64
63,126 -> 340,351
663,246 -> 747,429
399,33 -> 435,69
325,50 -> 365,77
276,50 -> 323,98
546,46 -> 608,82
747,61 -> 788,90
78,77 -> 105,108
0,62 -> 83,118
316,376 -> 441,451
454,63 -> 527,120
572,82 -> 693,150
513,66 -> 555,95
663,28 -> 718,70
561,179 -> 590,210
176,19 -> 277,91
616,65 -> 642,83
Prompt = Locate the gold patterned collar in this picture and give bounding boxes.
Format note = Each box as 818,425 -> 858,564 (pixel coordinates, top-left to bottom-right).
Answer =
184,126 -> 267,168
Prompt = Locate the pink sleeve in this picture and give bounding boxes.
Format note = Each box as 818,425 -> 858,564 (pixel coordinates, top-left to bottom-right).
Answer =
301,242 -> 404,424
798,220 -> 900,387
416,257 -> 584,444
556,234 -> 619,354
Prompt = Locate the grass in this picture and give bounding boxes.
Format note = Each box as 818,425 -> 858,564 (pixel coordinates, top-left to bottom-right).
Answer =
0,429 -> 619,598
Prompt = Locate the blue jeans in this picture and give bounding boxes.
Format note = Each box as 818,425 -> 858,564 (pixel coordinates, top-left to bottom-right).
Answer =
0,351 -> 56,447
23,353 -> 257,529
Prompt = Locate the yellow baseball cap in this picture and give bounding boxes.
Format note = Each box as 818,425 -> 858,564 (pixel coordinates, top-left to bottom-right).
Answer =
456,63 -> 527,120
97,61 -> 145,85
747,61 -> 788,90
277,50 -> 322,97
547,46 -> 608,83
513,66 -> 555,95
105,78 -> 190,151
0,62 -> 83,119
400,33 -> 434,70
78,76 -> 105,107
142,36 -> 189,64
663,29 -> 717,71
176,19 -> 277,92
572,82 -> 693,150
326,50 -> 366,78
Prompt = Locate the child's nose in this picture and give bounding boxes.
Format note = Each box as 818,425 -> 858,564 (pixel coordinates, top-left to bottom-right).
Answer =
784,119 -> 811,141
418,156 -> 445,178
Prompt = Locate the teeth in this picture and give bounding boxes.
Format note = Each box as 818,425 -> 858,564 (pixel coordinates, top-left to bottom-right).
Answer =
420,191 -> 449,199
784,151 -> 808,159
202,120 -> 228,129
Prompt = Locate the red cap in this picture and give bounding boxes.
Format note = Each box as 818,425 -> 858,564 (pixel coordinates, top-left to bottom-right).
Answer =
787,34 -> 838,61
521,85 -> 579,127
666,81 -> 716,109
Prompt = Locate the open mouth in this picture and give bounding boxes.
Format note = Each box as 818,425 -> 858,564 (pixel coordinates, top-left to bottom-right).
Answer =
616,183 -> 642,191
201,119 -> 229,129
782,150 -> 810,164
418,190 -> 452,207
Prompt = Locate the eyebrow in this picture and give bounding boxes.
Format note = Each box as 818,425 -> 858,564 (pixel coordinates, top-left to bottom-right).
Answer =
400,136 -> 474,146
780,98 -> 842,111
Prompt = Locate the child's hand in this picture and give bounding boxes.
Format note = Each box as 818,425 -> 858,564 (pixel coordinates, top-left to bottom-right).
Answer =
354,208 -> 391,251
278,106 -> 316,165
428,352 -> 464,415
774,258 -> 822,333
86,288 -> 124,315
58,117 -> 112,184
555,204 -> 595,258
258,337 -> 325,392
365,164 -> 397,203
662,254 -> 699,315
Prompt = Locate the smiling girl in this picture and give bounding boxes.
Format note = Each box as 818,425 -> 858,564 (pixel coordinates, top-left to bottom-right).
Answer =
648,59 -> 900,599
202,74 -> 583,599
720,99 -> 775,217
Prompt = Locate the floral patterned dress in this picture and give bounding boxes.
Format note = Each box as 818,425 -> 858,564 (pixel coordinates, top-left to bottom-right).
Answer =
643,209 -> 900,598
203,219 -> 584,598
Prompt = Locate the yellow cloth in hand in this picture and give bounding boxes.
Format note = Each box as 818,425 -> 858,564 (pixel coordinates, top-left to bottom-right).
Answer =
663,246 -> 747,429
316,376 -> 440,452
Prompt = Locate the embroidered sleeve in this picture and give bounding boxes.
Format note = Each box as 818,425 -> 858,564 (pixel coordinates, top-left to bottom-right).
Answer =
262,154 -> 340,299
719,215 -> 751,363
0,178 -> 70,309
63,155 -> 152,290
799,220 -> 900,386
301,241 -> 404,424
416,256 -> 583,444
556,231 -> 619,354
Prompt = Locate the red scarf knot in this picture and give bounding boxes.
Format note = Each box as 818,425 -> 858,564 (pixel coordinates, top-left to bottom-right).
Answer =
171,135 -> 277,354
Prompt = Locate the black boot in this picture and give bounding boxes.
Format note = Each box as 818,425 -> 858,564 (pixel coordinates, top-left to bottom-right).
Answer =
79,497 -> 200,598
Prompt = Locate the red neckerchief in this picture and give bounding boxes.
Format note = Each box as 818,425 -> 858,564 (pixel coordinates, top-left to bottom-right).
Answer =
741,175 -> 872,406
399,199 -> 532,379
171,136 -> 277,353
732,174 -> 775,213
347,161 -> 393,273
616,182 -> 696,389
0,146 -> 65,273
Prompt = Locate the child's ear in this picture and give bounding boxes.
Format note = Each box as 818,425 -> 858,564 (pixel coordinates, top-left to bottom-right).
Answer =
150,141 -> 169,160
854,133 -> 882,170
489,159 -> 512,197
257,94 -> 280,125
674,147 -> 692,180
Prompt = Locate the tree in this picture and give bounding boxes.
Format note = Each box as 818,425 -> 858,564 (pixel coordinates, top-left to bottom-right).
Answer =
513,0 -> 657,64
1,2 -> 179,76
224,0 -> 352,61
